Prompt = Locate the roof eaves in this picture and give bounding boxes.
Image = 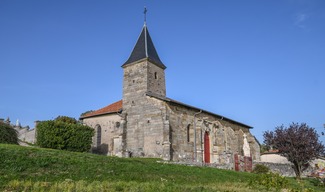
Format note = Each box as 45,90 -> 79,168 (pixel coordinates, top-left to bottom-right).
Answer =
80,109 -> 122,119
122,58 -> 166,69
79,100 -> 123,119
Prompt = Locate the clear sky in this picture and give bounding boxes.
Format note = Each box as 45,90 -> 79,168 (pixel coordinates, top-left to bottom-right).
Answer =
1,0 -> 325,144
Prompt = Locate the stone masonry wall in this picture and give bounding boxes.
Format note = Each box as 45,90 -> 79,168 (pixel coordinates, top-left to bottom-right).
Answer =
167,102 -> 260,164
122,60 -> 168,158
253,161 -> 296,177
255,158 -> 325,177
167,104 -> 195,162
82,114 -> 122,156
122,61 -> 149,156
147,62 -> 166,96
122,96 -> 167,158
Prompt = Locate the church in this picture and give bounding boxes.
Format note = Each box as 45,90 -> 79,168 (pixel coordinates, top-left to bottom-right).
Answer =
80,18 -> 260,164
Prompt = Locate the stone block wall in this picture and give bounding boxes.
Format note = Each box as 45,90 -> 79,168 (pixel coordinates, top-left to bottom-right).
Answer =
255,158 -> 325,177
82,114 -> 122,156
147,62 -> 166,96
123,96 -> 168,158
253,162 -> 295,177
122,60 -> 168,158
166,102 -> 260,163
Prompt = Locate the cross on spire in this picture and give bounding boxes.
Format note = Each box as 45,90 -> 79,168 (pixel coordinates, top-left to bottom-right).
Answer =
144,7 -> 147,25
122,8 -> 165,69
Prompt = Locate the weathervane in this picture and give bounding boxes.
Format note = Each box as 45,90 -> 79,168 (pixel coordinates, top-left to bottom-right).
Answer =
144,7 -> 147,24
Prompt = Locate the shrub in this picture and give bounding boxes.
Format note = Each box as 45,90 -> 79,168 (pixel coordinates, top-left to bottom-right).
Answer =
248,172 -> 288,191
0,122 -> 18,144
253,164 -> 270,174
36,120 -> 94,152
54,116 -> 78,124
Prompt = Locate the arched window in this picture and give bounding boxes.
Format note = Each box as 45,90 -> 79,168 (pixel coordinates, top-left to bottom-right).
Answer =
94,124 -> 102,148
154,72 -> 158,79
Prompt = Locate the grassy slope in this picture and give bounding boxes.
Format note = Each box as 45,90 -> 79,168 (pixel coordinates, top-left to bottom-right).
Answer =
0,144 -> 322,191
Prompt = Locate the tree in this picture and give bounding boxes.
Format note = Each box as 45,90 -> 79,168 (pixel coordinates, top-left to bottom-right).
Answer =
264,123 -> 325,179
0,121 -> 18,144
54,116 -> 78,124
36,116 -> 94,152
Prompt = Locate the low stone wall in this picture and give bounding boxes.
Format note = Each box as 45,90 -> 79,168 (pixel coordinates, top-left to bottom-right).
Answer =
253,161 -> 315,177
157,161 -> 235,170
253,161 -> 295,177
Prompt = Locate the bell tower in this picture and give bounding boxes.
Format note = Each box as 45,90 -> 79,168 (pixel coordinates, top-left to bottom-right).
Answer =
121,10 -> 167,157
122,22 -> 166,108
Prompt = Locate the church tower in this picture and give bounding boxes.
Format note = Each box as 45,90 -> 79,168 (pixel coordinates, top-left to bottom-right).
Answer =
121,15 -> 168,157
122,23 -> 166,99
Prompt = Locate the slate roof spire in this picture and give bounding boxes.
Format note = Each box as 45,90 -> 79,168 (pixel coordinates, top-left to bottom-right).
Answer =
122,8 -> 166,69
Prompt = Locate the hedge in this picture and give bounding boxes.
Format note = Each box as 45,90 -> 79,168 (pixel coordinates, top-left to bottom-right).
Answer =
0,122 -> 18,144
36,120 -> 94,152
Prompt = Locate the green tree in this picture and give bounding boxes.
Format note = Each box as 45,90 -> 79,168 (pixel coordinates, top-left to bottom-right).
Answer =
0,122 -> 18,144
54,116 -> 78,124
264,123 -> 325,179
36,117 -> 94,152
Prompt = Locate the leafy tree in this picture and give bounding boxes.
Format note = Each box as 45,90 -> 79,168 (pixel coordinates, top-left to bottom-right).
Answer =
36,117 -> 94,152
264,122 -> 325,179
0,122 -> 18,144
54,116 -> 77,124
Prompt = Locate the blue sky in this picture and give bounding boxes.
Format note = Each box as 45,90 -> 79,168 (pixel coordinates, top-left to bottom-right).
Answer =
1,0 -> 325,144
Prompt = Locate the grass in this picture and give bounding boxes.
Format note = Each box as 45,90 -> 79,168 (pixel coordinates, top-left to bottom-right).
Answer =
0,144 -> 323,191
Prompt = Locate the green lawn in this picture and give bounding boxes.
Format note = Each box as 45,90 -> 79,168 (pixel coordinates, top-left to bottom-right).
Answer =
0,144 -> 323,191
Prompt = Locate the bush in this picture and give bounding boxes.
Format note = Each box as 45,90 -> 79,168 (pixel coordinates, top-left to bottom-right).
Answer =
54,116 -> 78,124
36,120 -> 94,152
253,164 -> 270,174
0,122 -> 18,144
249,172 -> 288,191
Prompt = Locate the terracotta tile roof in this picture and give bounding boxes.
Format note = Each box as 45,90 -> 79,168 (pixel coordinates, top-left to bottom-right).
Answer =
81,100 -> 122,119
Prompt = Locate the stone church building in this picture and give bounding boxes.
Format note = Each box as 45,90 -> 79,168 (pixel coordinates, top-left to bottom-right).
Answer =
80,21 -> 260,164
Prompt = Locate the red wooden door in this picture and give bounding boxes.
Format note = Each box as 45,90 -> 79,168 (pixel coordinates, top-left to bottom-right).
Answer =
204,131 -> 210,163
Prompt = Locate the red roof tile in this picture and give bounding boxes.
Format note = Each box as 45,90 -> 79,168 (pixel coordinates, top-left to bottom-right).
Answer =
81,100 -> 122,118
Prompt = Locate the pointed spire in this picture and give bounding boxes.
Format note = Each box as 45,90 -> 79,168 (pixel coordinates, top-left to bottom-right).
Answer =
122,8 -> 166,69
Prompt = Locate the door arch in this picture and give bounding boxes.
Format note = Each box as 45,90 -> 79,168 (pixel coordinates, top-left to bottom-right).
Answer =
204,131 -> 210,163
